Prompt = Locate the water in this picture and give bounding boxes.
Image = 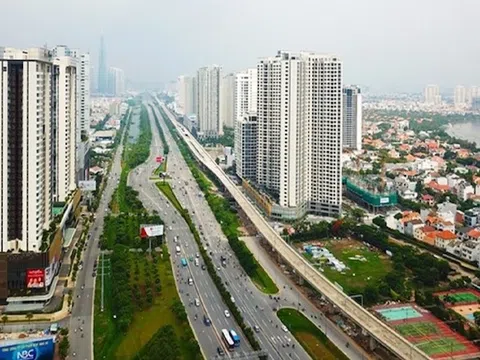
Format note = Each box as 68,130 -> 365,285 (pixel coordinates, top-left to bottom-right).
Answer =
447,122 -> 480,146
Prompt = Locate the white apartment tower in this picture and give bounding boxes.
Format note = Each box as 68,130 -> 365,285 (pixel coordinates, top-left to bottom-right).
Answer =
424,85 -> 441,105
454,85 -> 467,108
53,56 -> 78,202
257,51 -> 342,218
0,48 -> 54,252
342,85 -> 362,151
177,75 -> 187,115
235,113 -> 258,182
220,73 -> 235,128
108,67 -> 125,96
234,68 -> 257,124
197,65 -> 221,137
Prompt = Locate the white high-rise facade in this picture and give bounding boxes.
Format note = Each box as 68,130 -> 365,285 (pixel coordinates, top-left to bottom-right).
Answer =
454,85 -> 467,108
235,113 -> 258,182
234,68 -> 257,124
220,73 -> 235,128
177,75 -> 187,115
257,51 -> 342,218
197,65 -> 221,137
108,67 -> 125,96
53,56 -> 78,203
424,85 -> 441,105
342,85 -> 362,151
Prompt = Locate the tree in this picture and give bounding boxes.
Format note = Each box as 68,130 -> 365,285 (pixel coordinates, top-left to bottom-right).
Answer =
394,212 -> 403,220
25,312 -> 33,323
372,216 -> 387,228
474,312 -> 480,327
350,208 -> 366,222
58,336 -> 70,360
1,315 -> 7,327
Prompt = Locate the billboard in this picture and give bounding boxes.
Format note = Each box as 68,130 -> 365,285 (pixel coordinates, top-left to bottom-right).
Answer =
0,337 -> 55,360
140,224 -> 164,238
156,156 -> 164,163
380,197 -> 390,204
78,180 -> 97,191
26,269 -> 45,289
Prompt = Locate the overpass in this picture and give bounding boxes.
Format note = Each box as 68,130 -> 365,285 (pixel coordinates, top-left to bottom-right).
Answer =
156,99 -> 430,360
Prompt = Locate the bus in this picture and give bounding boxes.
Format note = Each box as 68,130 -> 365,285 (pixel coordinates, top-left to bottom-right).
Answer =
229,330 -> 240,347
175,246 -> 181,255
181,258 -> 187,267
221,329 -> 234,351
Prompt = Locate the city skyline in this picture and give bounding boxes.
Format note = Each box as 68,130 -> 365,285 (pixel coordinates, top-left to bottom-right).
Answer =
1,0 -> 480,92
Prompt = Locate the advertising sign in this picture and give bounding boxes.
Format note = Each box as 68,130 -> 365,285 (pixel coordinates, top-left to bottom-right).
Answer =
380,197 -> 390,204
78,180 -> 97,191
0,337 -> 55,360
140,224 -> 164,238
44,260 -> 59,288
155,156 -> 164,163
26,269 -> 45,289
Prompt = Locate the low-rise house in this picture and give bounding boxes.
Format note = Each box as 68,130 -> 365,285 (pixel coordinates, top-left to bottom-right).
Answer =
405,219 -> 424,237
434,230 -> 457,249
464,208 -> 480,227
420,194 -> 435,207
456,227 -> 474,241
466,228 -> 480,242
455,180 -> 475,201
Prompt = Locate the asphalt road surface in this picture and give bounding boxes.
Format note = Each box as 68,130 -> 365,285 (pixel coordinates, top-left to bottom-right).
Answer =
128,102 -> 251,359
67,106 -> 135,359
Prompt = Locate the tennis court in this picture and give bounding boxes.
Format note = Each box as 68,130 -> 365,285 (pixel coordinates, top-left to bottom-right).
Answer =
373,303 -> 480,359
436,288 -> 480,306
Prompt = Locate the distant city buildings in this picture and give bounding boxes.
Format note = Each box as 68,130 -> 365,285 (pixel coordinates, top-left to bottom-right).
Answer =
197,65 -> 222,137
220,73 -> 235,128
454,85 -> 467,109
342,85 -> 363,151
424,84 -> 442,105
108,66 -> 125,96
0,47 -> 78,252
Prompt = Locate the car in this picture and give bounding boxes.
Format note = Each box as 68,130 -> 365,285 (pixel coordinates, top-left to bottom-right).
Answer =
188,278 -> 193,285
217,347 -> 225,356
194,298 -> 200,307
201,264 -> 206,270
281,325 -> 289,333
230,296 -> 235,303
169,226 -> 172,231
224,310 -> 230,318
203,315 -> 211,326
195,253 -> 199,258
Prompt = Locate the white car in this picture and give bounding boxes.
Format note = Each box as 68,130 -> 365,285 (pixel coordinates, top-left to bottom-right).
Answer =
194,298 -> 200,307
224,310 -> 230,318
281,325 -> 289,333
230,296 -> 235,303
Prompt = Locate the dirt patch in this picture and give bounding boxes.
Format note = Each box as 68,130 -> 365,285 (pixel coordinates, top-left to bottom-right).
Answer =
295,332 -> 341,360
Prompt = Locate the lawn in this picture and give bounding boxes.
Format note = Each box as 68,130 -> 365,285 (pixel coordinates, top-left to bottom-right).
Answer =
251,266 -> 279,294
94,246 -> 199,360
154,158 -> 167,175
277,308 -> 348,360
318,239 -> 392,294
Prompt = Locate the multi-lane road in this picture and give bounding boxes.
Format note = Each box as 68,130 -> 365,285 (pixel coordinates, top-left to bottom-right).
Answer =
67,106 -> 133,359
157,98 -> 430,360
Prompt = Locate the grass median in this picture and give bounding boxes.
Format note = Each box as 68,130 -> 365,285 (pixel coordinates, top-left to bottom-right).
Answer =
277,308 -> 349,360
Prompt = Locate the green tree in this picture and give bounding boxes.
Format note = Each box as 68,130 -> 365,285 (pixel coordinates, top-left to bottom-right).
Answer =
1,315 -> 8,327
474,312 -> 480,327
59,336 -> 70,360
25,312 -> 33,323
350,208 -> 366,222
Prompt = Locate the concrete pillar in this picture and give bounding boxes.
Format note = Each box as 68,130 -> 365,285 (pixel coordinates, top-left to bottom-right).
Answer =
297,275 -> 304,285
369,336 -> 377,351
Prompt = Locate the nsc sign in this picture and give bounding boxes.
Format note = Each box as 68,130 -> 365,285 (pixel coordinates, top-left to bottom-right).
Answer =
140,224 -> 164,238
0,337 -> 55,360
78,180 -> 97,191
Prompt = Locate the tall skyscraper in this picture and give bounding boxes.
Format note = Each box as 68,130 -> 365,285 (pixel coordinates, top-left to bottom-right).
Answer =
197,65 -> 221,137
177,75 -> 197,116
0,47 -> 78,252
108,67 -> 125,96
220,73 -> 235,128
256,51 -> 342,218
424,85 -> 441,105
234,68 -> 258,124
177,75 -> 187,115
235,113 -> 258,182
342,85 -> 362,151
98,36 -> 108,94
454,85 -> 467,108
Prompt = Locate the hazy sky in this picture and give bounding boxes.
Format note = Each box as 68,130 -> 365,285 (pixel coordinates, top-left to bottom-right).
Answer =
1,0 -> 478,92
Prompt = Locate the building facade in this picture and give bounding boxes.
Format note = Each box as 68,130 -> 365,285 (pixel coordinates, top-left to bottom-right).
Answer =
424,84 -> 441,105
235,113 -> 258,182
234,68 -> 257,124
108,67 -> 125,96
97,36 -> 108,94
342,85 -> 362,151
220,73 -> 235,128
454,85 -> 467,108
256,51 -> 342,219
196,65 -> 221,137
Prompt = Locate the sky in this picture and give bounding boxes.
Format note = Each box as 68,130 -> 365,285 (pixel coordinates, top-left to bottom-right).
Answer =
1,0 -> 479,93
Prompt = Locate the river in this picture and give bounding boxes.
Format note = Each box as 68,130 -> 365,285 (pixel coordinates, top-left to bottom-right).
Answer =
447,122 -> 480,146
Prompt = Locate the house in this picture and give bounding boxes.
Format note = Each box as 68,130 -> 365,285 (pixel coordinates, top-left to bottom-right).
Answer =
401,189 -> 418,201
426,180 -> 450,193
464,208 -> 480,227
455,180 -> 475,201
434,230 -> 457,249
415,226 -> 437,246
89,166 -> 104,175
396,212 -> 421,234
433,219 -> 455,233
420,194 -> 435,207
405,219 -> 424,237
458,241 -> 480,264
437,202 -> 457,224
447,174 -> 461,188
456,227 -> 474,241
466,229 -> 480,242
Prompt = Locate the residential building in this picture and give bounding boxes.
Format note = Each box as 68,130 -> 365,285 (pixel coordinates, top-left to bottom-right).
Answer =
434,230 -> 457,249
467,86 -> 479,107
342,85 -> 362,151
108,67 -> 125,96
424,84 -> 441,105
454,85 -> 467,108
97,36 -> 108,94
256,50 -> 342,218
234,113 -> 258,182
0,47 -> 75,252
177,75 -> 187,115
177,75 -> 197,116
464,208 -> 480,227
220,73 -> 235,128
197,65 -> 221,137
234,68 -> 258,124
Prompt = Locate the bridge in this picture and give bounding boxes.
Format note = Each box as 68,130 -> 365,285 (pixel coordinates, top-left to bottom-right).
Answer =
157,99 -> 430,360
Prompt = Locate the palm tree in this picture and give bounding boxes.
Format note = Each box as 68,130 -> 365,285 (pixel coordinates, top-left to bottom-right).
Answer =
1,315 -> 8,327
25,312 -> 33,323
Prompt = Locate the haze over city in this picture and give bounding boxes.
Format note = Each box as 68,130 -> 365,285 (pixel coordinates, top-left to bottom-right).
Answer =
1,0 -> 479,92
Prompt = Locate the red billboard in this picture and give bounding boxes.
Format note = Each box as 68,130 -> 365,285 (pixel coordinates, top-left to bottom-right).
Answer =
26,269 -> 45,289
156,156 -> 164,163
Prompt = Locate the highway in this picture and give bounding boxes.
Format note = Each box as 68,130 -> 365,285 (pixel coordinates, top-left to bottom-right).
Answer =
157,98 -> 430,360
67,106 -> 132,359
128,102 -> 251,359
